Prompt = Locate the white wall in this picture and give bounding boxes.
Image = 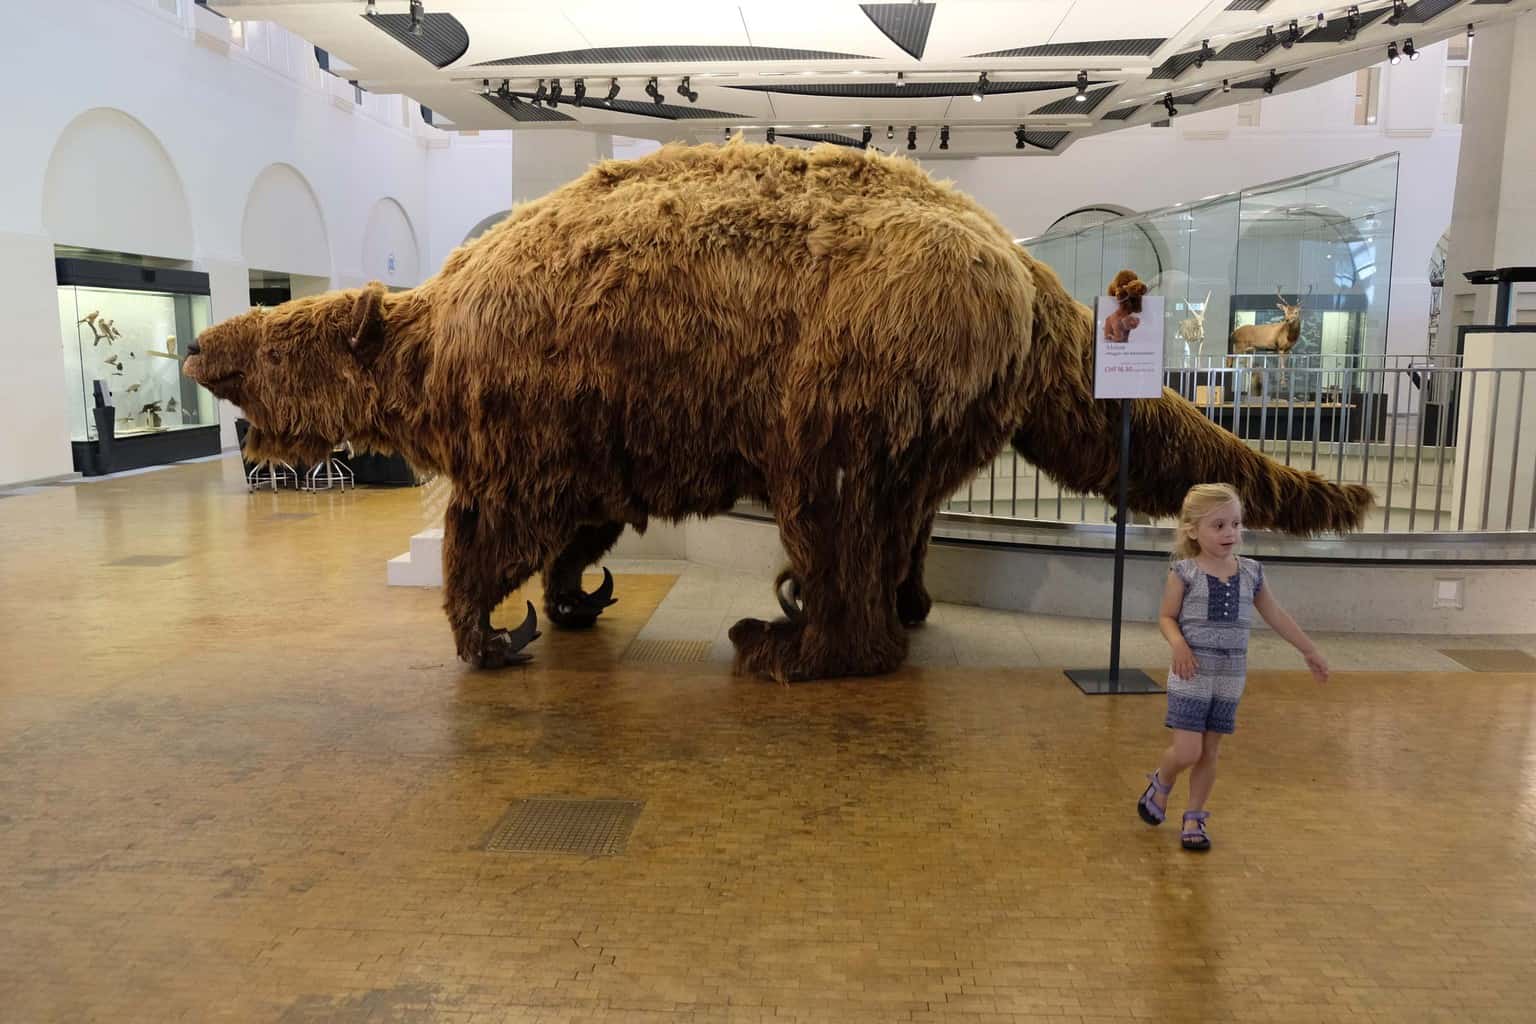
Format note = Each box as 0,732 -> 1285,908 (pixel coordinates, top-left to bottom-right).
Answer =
941,46 -> 1464,359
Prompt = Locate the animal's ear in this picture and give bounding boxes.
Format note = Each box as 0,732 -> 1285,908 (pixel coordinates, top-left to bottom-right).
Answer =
348,281 -> 388,364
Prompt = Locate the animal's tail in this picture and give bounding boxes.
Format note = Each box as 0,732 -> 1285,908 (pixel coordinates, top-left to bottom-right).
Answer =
1009,257 -> 1372,534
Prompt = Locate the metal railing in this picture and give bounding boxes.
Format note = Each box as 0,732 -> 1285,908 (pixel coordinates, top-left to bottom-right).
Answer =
942,360 -> 1536,536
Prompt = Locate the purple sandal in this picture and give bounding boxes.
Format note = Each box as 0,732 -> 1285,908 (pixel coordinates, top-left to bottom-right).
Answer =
1137,771 -> 1171,826
1181,811 -> 1211,851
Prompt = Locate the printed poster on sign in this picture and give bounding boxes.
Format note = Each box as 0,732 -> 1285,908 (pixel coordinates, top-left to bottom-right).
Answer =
1093,294 -> 1164,400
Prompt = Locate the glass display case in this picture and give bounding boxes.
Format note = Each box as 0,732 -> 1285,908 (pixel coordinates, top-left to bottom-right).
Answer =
56,258 -> 220,474
1018,153 -> 1399,369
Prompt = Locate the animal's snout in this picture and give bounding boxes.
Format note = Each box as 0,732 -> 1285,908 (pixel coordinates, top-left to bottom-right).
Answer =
185,340 -> 201,356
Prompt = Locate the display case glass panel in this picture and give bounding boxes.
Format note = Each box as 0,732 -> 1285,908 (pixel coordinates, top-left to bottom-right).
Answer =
57,277 -> 216,442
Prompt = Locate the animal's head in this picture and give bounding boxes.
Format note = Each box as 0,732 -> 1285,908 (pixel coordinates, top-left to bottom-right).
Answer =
1275,284 -> 1312,324
183,283 -> 389,464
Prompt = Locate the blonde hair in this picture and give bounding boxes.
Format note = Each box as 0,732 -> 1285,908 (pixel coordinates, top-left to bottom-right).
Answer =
1173,483 -> 1242,561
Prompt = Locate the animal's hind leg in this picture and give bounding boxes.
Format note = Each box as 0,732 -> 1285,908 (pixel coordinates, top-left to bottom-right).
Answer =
542,521 -> 624,629
895,511 -> 936,627
443,492 -> 551,669
730,472 -> 909,682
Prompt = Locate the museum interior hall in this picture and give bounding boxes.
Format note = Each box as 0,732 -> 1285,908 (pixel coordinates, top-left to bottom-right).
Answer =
2,2 -> 1536,1022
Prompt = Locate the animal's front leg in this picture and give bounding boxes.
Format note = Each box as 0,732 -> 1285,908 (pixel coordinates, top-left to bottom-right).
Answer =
442,495 -> 545,669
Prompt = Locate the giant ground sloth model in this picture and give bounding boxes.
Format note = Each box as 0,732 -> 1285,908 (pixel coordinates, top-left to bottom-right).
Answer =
185,141 -> 1370,681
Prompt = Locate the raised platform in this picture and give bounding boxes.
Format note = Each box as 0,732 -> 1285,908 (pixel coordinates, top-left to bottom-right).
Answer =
388,513 -> 1536,636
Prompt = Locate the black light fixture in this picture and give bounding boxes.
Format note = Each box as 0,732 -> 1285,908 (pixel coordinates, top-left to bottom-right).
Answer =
906,125 -> 916,150
573,78 -> 586,106
1259,25 -> 1277,55
1345,6 -> 1361,41
766,126 -> 775,144
677,76 -> 697,103
861,125 -> 872,147
1263,69 -> 1279,94
645,76 -> 663,105
1387,0 -> 1406,27
1387,41 -> 1400,65
895,71 -> 906,88
1163,92 -> 1178,117
939,125 -> 950,150
1195,39 -> 1215,68
605,78 -> 620,105
1283,20 -> 1299,48
409,0 -> 423,36
1074,70 -> 1089,102
1316,11 -> 1327,30
1222,78 -> 1232,93
973,72 -> 988,103
549,79 -> 563,105
1014,125 -> 1028,150
1467,23 -> 1475,40
364,0 -> 376,15
497,79 -> 510,99
532,79 -> 548,105
886,124 -> 894,140
1403,37 -> 1418,61
480,78 -> 491,95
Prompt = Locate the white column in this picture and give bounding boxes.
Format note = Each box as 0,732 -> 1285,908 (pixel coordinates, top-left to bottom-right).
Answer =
0,230 -> 75,485
198,256 -> 251,451
1452,332 -> 1536,531
1443,14 -> 1536,342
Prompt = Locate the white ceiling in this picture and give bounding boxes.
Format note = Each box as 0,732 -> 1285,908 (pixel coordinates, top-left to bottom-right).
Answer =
208,0 -> 1534,155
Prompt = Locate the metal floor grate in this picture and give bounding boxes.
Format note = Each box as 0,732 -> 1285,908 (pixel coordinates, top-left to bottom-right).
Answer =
1438,648 -> 1536,673
483,798 -> 644,855
623,639 -> 712,664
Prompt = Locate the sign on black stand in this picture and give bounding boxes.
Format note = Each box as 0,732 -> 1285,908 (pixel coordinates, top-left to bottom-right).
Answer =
1066,291 -> 1164,696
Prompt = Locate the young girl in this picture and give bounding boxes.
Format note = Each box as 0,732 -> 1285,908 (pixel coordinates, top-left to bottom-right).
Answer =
1136,483 -> 1330,851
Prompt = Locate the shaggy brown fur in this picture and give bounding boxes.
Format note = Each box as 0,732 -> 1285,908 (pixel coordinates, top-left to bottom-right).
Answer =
185,141 -> 1371,682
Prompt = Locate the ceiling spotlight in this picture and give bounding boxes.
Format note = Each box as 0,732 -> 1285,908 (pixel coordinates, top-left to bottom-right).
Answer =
573,78 -> 586,106
939,125 -> 950,150
1404,37 -> 1418,61
1163,92 -> 1178,117
1259,25 -> 1277,55
859,126 -> 872,147
549,79 -> 563,105
1316,11 -> 1327,29
1263,69 -> 1280,94
677,76 -> 698,103
973,72 -> 988,103
364,0 -> 376,15
1467,23 -> 1475,39
480,78 -> 491,96
1195,39 -> 1214,68
645,76 -> 663,105
1387,0 -> 1406,27
1075,70 -> 1089,101
497,79 -> 510,98
1345,6 -> 1361,40
886,124 -> 894,140
1014,125 -> 1028,150
533,79 -> 548,105
1387,41 -> 1400,65
906,125 -> 916,150
605,78 -> 620,105
1284,20 -> 1299,48
1222,78 -> 1231,93
408,0 -> 423,36
766,126 -> 775,144
896,71 -> 906,88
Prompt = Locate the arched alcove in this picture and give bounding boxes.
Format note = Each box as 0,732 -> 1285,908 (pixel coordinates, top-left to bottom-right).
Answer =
463,209 -> 511,245
362,197 -> 421,286
242,163 -> 331,279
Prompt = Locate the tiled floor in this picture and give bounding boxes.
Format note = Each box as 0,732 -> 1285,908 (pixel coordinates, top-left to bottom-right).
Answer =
2,457 -> 1536,1023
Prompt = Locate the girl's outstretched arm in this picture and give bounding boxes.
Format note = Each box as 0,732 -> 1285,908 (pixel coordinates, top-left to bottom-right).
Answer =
1254,584 -> 1330,683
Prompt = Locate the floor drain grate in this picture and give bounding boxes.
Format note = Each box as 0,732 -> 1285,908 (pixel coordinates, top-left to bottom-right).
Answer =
107,554 -> 184,567
623,639 -> 711,664
1438,648 -> 1536,673
483,797 -> 644,855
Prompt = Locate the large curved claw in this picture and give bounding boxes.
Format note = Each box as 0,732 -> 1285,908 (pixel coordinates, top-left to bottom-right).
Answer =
775,572 -> 803,621
502,601 -> 541,655
554,567 -> 618,618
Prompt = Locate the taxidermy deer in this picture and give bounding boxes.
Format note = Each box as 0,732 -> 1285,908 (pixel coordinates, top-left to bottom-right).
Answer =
1177,291 -> 1211,357
1231,286 -> 1310,362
